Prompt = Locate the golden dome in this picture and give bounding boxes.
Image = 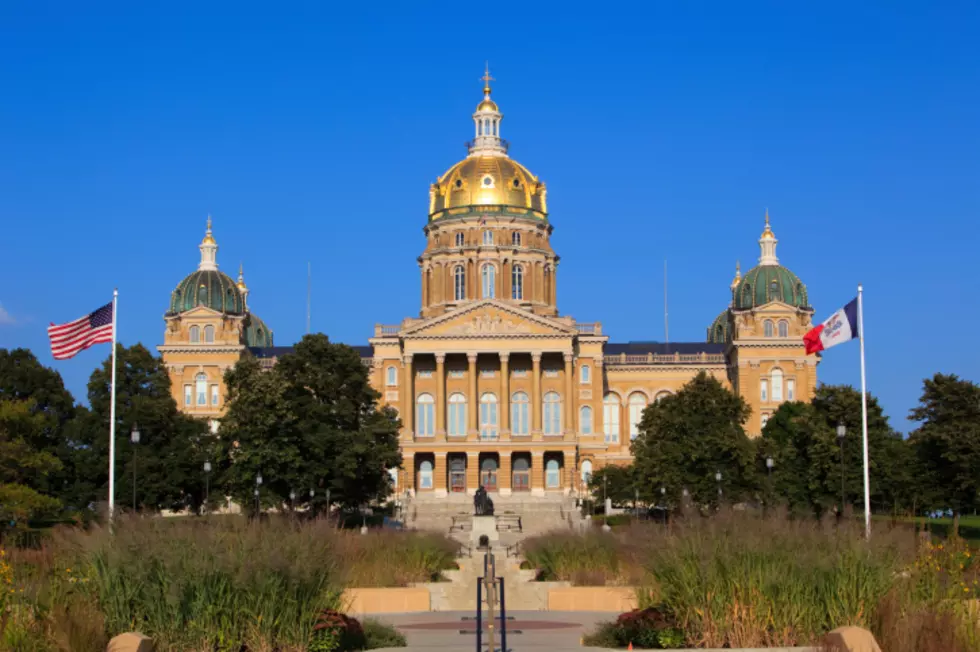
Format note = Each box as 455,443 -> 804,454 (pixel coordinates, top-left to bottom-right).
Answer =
760,209 -> 776,240
236,262 -> 248,292
201,215 -> 216,245
429,155 -> 547,219
476,97 -> 499,112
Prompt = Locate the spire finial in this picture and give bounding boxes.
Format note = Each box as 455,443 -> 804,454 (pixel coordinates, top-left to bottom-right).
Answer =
758,210 -> 779,265
198,216 -> 218,270
238,261 -> 244,282
481,62 -> 494,96
207,214 -> 212,233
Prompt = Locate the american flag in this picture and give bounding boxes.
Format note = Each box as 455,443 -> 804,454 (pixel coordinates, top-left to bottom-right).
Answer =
48,302 -> 114,360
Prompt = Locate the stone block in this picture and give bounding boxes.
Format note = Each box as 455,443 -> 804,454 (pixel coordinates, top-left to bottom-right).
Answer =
823,625 -> 882,652
470,515 -> 499,545
107,632 -> 154,652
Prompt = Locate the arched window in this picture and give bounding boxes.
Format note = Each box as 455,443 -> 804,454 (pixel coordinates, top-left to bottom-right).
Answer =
483,230 -> 493,245
743,284 -> 752,305
455,232 -> 464,247
204,325 -> 215,343
603,393 -> 620,443
546,459 -> 561,488
448,393 -> 467,437
580,459 -> 593,486
454,265 -> 466,301
764,320 -> 774,337
418,460 -> 433,490
770,280 -> 781,301
481,264 -> 496,299
478,121 -> 483,136
655,390 -> 672,403
511,391 -> 529,436
771,368 -> 784,402
189,325 -> 200,343
580,406 -> 593,435
511,265 -> 524,300
416,394 -> 435,437
196,373 -> 207,406
787,378 -> 796,401
580,364 -> 591,384
479,393 -> 498,441
543,392 -> 561,435
778,320 -> 789,338
492,120 -> 497,136
512,231 -> 521,246
628,392 -> 647,440
386,366 -> 397,386
760,378 -> 769,402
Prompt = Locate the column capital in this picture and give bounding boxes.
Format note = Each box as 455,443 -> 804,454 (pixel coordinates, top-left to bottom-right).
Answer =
499,352 -> 511,363
563,352 -> 574,363
531,352 -> 543,363
435,352 -> 447,363
467,352 -> 479,363
402,353 -> 414,364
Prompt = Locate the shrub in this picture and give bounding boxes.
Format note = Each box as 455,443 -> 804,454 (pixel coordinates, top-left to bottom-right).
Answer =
310,609 -> 366,652
362,618 -> 407,649
583,607 -> 683,649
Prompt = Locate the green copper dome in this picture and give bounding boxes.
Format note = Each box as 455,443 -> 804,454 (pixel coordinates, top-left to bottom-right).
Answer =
733,265 -> 809,311
707,309 -> 731,344
169,269 -> 245,315
245,313 -> 274,347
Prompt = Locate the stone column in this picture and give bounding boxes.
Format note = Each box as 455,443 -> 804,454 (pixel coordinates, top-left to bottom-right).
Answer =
531,352 -> 542,435
403,454 -> 415,495
401,354 -> 414,438
467,451 -> 479,495
499,353 -> 510,439
531,451 -> 545,497
499,452 -> 512,496
467,352 -> 479,438
563,352 -> 574,438
421,265 -> 428,309
434,452 -> 447,498
467,258 -> 475,300
435,353 -> 446,438
502,259 -> 511,300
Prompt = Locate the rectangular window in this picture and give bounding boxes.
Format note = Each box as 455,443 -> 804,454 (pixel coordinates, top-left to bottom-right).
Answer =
787,379 -> 795,401
581,365 -> 591,384
603,404 -> 619,443
479,370 -> 495,378
544,369 -> 559,378
448,403 -> 466,436
417,370 -> 433,379
512,402 -> 529,436
760,379 -> 768,402
386,366 -> 397,386
211,385 -> 219,406
449,370 -> 465,379
184,385 -> 192,406
512,369 -> 528,378
480,401 -> 498,440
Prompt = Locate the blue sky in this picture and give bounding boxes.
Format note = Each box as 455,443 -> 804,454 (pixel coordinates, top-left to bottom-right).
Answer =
1,2 -> 977,432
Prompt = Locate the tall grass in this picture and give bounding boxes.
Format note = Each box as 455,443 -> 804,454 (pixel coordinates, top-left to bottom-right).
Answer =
522,530 -> 645,586
5,515 -> 457,651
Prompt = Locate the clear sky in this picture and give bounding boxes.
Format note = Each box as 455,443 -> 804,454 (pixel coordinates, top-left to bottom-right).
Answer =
1,2 -> 977,432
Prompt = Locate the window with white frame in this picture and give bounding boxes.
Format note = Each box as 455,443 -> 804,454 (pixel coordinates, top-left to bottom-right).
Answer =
189,325 -> 200,343
511,392 -> 529,435
204,325 -> 215,343
512,265 -> 524,300
210,384 -> 219,406
764,320 -> 774,337
546,459 -> 561,488
483,230 -> 493,245
418,460 -> 433,489
580,459 -> 593,485
416,394 -> 435,436
603,393 -> 620,443
628,392 -> 647,440
455,232 -> 464,247
787,378 -> 795,401
479,393 -> 498,440
454,265 -> 466,301
512,231 -> 521,246
481,264 -> 496,299
418,370 -> 433,379
581,364 -> 591,384
543,392 -> 561,435
580,405 -> 593,434
184,385 -> 192,406
386,366 -> 397,386
760,378 -> 769,402
778,320 -> 789,338
771,368 -> 784,402
196,373 -> 208,406
448,393 -> 466,437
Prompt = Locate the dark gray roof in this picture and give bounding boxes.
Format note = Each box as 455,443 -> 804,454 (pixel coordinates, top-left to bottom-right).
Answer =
249,345 -> 373,359
605,341 -> 725,356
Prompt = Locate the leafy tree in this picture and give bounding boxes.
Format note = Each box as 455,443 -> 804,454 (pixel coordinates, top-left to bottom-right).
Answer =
908,373 -> 980,527
220,334 -> 401,512
631,371 -> 756,506
77,343 -> 212,513
0,400 -> 63,528
586,464 -> 636,507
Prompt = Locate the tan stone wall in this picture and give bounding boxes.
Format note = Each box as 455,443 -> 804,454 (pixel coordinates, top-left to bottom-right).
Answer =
547,586 -> 638,612
341,587 -> 430,615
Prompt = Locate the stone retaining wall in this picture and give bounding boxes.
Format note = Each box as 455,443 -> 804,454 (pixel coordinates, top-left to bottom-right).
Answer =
341,587 -> 431,615
546,586 -> 638,612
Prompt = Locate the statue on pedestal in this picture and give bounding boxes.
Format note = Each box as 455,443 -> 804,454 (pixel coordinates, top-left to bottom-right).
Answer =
474,485 -> 494,516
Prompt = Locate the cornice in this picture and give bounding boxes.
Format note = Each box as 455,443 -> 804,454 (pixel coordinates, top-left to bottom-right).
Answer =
157,344 -> 246,354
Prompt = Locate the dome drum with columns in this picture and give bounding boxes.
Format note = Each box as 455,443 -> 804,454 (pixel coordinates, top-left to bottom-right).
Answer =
163,71 -> 820,496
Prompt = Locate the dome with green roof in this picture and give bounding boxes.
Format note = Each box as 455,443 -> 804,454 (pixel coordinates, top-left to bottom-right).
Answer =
707,309 -> 731,344
733,265 -> 809,310
245,313 -> 274,347
167,218 -> 246,316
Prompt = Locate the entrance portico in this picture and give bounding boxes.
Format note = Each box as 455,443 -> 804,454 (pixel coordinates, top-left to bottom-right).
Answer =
406,447 -> 575,497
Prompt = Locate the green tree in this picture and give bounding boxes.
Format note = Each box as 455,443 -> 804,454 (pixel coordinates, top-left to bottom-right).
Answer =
586,464 -> 636,507
0,400 -> 63,528
220,334 -> 402,512
908,373 -> 980,528
631,371 -> 756,506
77,343 -> 212,513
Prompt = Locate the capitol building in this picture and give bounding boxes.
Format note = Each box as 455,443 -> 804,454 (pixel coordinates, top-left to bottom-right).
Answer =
158,73 -> 818,497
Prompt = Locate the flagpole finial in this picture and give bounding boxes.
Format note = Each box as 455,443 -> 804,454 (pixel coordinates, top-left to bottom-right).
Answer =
481,62 -> 494,95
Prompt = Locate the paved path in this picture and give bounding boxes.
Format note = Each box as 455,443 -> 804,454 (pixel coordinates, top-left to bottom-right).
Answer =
370,610 -> 614,651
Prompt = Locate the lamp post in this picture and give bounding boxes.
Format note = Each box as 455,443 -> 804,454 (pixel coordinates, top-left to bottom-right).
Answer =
130,423 -> 140,512
660,486 -> 666,525
634,487 -> 639,521
203,461 -> 212,513
715,471 -> 723,500
289,490 -> 296,513
255,472 -> 263,515
837,422 -> 847,516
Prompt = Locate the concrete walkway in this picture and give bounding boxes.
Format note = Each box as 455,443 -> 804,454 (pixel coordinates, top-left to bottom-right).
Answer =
370,609 -> 614,651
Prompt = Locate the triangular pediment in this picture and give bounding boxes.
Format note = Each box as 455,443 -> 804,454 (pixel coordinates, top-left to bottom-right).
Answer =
404,300 -> 575,338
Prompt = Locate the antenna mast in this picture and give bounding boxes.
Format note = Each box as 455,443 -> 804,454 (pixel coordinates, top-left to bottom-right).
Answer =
664,259 -> 669,345
306,262 -> 311,335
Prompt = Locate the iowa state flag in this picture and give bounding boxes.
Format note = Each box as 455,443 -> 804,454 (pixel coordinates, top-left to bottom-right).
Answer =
804,298 -> 859,354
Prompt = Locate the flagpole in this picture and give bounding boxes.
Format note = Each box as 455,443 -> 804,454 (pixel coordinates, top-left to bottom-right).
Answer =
858,284 -> 870,539
108,289 -> 118,522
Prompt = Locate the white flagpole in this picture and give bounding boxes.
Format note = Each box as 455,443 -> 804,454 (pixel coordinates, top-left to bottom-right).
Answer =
108,289 -> 118,521
858,284 -> 871,539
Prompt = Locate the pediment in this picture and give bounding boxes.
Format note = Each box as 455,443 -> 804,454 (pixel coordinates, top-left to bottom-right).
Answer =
404,300 -> 575,338
174,306 -> 226,319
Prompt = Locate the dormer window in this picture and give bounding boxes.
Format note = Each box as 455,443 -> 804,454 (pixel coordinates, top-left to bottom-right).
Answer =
512,232 -> 521,246
455,232 -> 464,247
483,231 -> 493,245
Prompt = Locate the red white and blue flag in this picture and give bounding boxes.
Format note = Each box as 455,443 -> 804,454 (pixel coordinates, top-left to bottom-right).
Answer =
47,302 -> 114,360
804,298 -> 859,354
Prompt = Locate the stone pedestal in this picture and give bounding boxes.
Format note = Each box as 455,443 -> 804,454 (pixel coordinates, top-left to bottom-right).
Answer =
470,515 -> 499,547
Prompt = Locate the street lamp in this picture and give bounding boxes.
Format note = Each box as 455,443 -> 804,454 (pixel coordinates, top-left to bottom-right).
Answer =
766,457 -> 774,479
130,423 -> 140,511
837,422 -> 847,516
660,487 -> 667,525
715,471 -> 723,499
289,490 -> 296,512
255,473 -> 263,514
203,461 -> 212,513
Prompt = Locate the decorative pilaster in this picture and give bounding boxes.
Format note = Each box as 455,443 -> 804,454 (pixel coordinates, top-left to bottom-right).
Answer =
401,354 -> 414,438
434,452 -> 447,497
563,352 -> 574,437
403,454 -> 415,495
499,352 -> 510,437
467,352 -> 479,438
499,453 -> 512,495
467,451 -> 480,495
531,451 -> 545,497
435,353 -> 446,437
531,352 -> 542,435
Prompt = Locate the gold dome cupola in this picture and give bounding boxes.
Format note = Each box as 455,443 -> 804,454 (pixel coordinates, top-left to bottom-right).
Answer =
469,64 -> 506,157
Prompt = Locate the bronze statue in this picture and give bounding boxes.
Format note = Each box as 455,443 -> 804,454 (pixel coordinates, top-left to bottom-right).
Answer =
474,485 -> 494,516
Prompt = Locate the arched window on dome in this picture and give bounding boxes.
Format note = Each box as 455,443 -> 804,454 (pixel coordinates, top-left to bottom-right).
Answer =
742,283 -> 752,305
715,325 -> 724,342
764,320 -> 774,338
579,406 -> 593,435
454,266 -> 466,301
511,391 -> 529,436
204,325 -> 215,343
770,279 -> 781,302
455,232 -> 464,247
189,326 -> 200,343
198,284 -> 208,304
492,120 -> 498,136
512,231 -> 521,246
481,264 -> 496,299
416,394 -> 434,437
778,320 -> 789,338
196,373 -> 207,406
512,265 -> 524,300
